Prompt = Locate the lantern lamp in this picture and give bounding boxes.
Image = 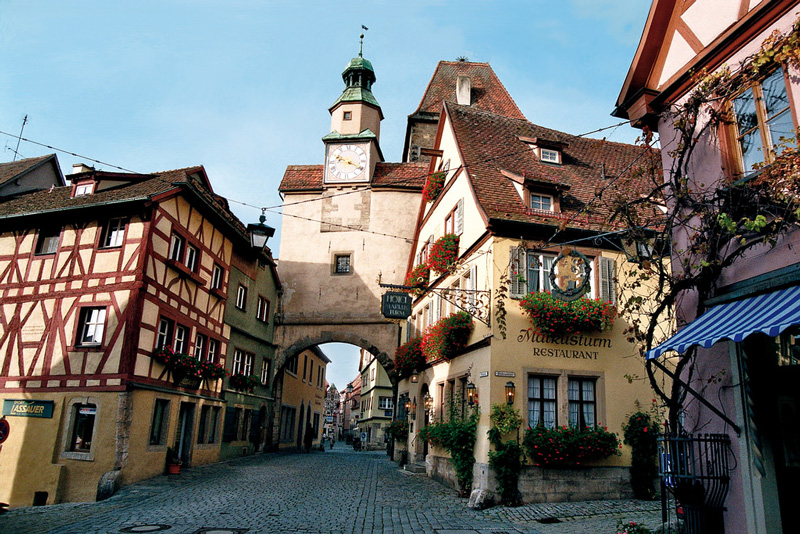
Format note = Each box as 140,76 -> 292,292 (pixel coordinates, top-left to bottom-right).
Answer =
505,381 -> 516,405
466,382 -> 477,406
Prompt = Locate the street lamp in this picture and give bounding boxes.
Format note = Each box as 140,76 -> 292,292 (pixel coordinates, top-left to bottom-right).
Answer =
247,209 -> 276,252
423,392 -> 433,414
410,372 -> 419,383
466,382 -> 477,406
505,381 -> 516,405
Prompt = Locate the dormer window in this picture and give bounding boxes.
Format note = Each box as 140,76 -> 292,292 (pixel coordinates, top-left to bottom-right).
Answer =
74,183 -> 94,197
540,148 -> 560,164
530,194 -> 553,212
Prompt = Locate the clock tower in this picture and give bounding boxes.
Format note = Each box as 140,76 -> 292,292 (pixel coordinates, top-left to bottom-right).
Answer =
323,44 -> 384,184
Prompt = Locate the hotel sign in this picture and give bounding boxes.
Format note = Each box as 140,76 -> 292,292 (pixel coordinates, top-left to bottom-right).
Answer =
3,399 -> 54,418
381,292 -> 412,319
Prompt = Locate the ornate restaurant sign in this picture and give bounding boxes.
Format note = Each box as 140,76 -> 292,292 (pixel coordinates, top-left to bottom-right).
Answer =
549,248 -> 592,302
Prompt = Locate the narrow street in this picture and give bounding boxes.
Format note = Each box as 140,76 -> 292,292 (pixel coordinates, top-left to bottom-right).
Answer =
2,447 -> 661,534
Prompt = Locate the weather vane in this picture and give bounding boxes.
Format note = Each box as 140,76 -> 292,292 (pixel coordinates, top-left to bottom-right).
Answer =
359,25 -> 368,57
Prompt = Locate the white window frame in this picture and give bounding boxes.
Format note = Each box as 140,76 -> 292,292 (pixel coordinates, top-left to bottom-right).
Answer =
256,296 -> 270,323
207,338 -> 219,362
530,194 -> 553,212
244,352 -> 254,376
540,148 -> 560,164
169,234 -> 185,262
211,264 -> 223,290
74,183 -> 94,197
77,307 -> 106,347
194,333 -> 206,360
236,284 -> 247,310
232,349 -> 244,375
156,317 -> 173,349
173,325 -> 188,353
35,227 -> 61,255
101,218 -> 126,248
261,359 -> 271,385
185,244 -> 199,272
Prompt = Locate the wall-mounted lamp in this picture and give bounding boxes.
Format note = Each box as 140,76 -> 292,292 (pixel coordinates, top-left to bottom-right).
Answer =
505,381 -> 516,405
410,372 -> 419,383
423,392 -> 433,414
404,397 -> 411,412
411,397 -> 417,414
466,382 -> 477,406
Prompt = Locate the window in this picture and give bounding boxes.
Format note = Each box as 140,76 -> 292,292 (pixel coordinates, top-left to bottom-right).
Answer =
240,409 -> 252,441
76,307 -> 106,347
256,296 -> 270,323
540,148 -> 560,163
35,227 -> 60,255
169,234 -> 185,262
207,338 -> 219,362
74,183 -> 94,197
378,397 -> 393,410
185,244 -> 199,272
732,68 -> 793,173
261,359 -> 271,385
334,254 -> 351,274
568,378 -> 596,429
243,352 -> 254,376
599,256 -> 616,305
530,194 -> 553,212
194,333 -> 207,360
100,218 -> 126,248
149,399 -> 170,445
286,355 -> 298,375
343,111 -> 352,120
208,406 -> 221,443
197,405 -> 210,444
280,406 -> 297,442
236,285 -> 247,310
156,317 -> 174,349
173,325 -> 188,353
232,349 -> 244,375
211,264 -> 223,290
69,403 -> 96,452
528,376 -> 557,429
303,354 -> 308,381
526,252 -> 555,294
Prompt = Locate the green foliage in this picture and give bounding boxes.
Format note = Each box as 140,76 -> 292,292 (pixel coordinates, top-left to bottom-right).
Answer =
623,410 -> 660,500
615,520 -> 653,534
519,292 -> 616,338
418,405 -> 479,496
421,311 -> 474,362
427,233 -> 460,273
394,336 -> 425,378
487,403 -> 524,506
522,425 -> 621,467
152,347 -> 202,379
386,419 -> 409,442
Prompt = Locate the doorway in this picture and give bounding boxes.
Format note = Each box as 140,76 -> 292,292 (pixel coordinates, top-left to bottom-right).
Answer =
175,402 -> 195,466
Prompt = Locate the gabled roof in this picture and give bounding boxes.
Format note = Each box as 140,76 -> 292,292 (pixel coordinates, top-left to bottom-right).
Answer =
278,162 -> 427,193
444,102 -> 659,231
0,154 -> 64,196
411,61 -> 525,120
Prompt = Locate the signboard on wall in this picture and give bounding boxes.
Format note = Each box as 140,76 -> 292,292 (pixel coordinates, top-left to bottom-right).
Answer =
381,292 -> 412,319
3,399 -> 54,418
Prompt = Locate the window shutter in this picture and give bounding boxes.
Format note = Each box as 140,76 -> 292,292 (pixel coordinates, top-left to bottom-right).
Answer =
599,256 -> 616,305
509,246 -> 526,299
455,198 -> 464,235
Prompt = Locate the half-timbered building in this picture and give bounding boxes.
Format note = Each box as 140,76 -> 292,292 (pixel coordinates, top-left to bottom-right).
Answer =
0,158 -> 259,507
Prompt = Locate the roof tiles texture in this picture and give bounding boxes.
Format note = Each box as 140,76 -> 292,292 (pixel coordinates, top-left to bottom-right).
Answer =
279,162 -> 427,192
414,61 -> 525,120
445,102 -> 660,230
0,155 -> 53,186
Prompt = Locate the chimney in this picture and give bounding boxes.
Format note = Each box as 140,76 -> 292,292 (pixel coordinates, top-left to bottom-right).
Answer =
72,163 -> 95,174
456,75 -> 471,105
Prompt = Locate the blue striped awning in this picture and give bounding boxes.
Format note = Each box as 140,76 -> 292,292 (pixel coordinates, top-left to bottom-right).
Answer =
647,285 -> 800,359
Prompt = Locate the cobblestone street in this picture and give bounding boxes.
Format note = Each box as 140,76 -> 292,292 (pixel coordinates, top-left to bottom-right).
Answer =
2,447 -> 662,534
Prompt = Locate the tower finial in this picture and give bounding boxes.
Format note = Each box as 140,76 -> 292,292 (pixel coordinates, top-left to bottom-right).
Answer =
359,25 -> 368,57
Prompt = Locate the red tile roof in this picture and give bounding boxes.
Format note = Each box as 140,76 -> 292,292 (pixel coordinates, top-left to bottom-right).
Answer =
445,102 -> 661,230
0,154 -> 58,186
279,163 -> 427,192
412,61 -> 525,119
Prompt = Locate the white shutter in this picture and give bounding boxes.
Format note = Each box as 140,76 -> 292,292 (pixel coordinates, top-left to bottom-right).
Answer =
599,256 -> 616,305
468,265 -> 477,306
455,198 -> 464,235
509,246 -> 526,299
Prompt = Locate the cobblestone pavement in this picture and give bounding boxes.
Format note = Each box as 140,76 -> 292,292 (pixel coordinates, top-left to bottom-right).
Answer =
2,447 -> 663,534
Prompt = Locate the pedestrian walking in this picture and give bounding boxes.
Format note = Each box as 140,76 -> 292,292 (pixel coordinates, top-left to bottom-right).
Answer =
330,437 -> 335,449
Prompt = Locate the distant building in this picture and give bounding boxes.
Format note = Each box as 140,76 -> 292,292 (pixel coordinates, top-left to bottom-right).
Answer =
277,346 -> 329,450
357,349 -> 393,450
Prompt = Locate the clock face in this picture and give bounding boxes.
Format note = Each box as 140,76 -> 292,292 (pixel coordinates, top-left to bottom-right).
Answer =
326,144 -> 368,182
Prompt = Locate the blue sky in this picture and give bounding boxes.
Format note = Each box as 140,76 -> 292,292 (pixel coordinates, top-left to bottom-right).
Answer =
0,0 -> 652,386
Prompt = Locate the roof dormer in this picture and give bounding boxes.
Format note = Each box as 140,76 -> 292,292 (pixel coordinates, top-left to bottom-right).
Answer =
500,169 -> 569,214
518,136 -> 569,165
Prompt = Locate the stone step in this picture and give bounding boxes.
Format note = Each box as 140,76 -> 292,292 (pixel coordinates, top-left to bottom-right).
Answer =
403,463 -> 426,474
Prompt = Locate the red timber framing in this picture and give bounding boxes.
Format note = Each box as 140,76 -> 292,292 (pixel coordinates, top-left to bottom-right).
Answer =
0,187 -> 235,396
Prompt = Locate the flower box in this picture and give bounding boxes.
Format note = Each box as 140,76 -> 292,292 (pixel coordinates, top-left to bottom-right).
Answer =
422,311 -> 474,362
199,360 -> 228,381
229,373 -> 260,392
522,425 -> 621,467
422,171 -> 446,203
405,264 -> 430,296
427,234 -> 459,274
394,336 -> 425,378
519,292 -> 616,338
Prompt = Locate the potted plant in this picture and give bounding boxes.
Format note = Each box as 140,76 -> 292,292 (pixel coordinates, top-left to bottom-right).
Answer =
199,360 -> 228,381
394,337 -> 425,379
405,264 -> 430,297
166,447 -> 182,474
